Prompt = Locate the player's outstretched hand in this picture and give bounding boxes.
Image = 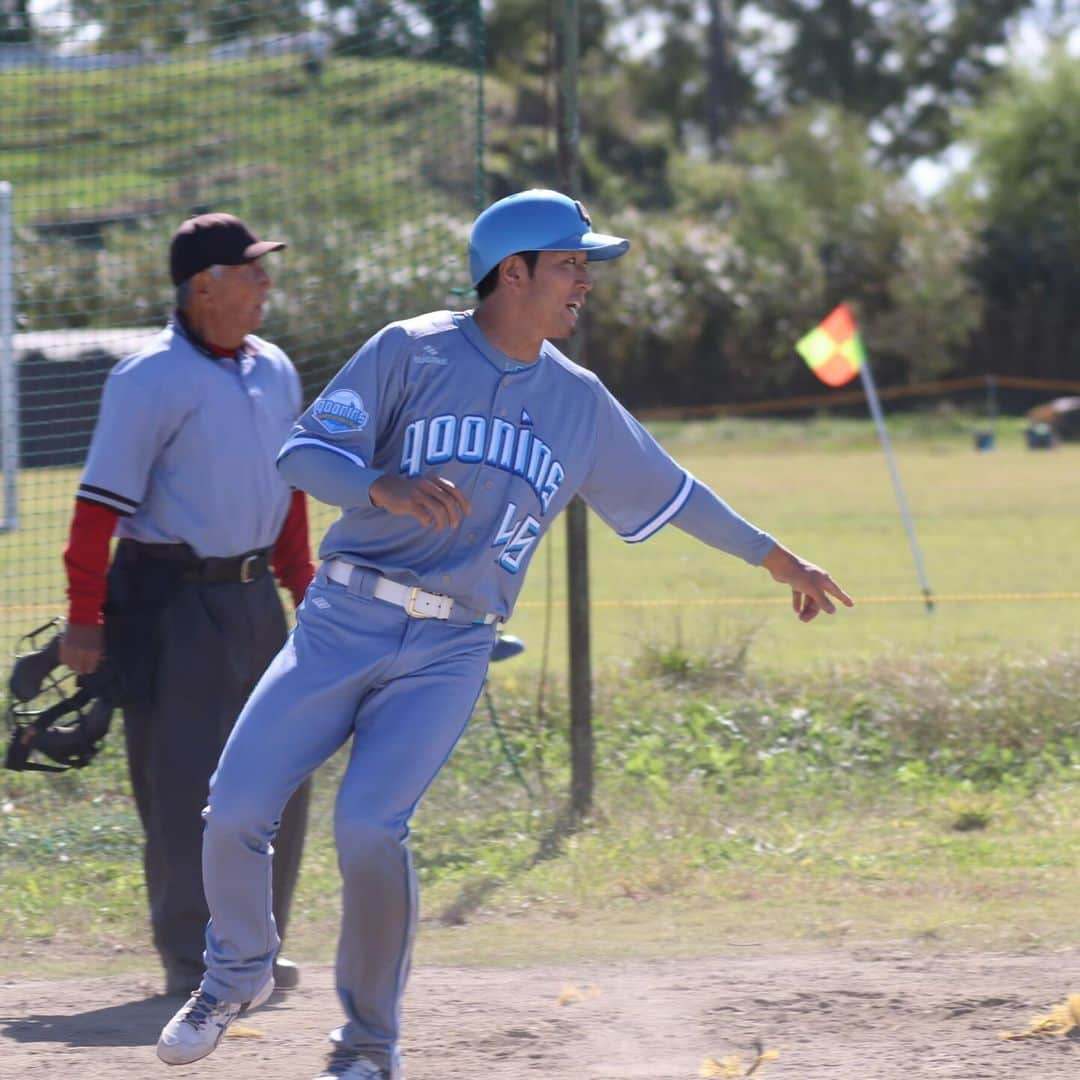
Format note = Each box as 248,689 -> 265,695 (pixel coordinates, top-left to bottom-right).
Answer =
761,543 -> 854,623
370,474 -> 470,530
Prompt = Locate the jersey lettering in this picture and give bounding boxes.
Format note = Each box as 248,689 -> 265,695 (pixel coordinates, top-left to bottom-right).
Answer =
527,439 -> 551,488
495,512 -> 541,574
426,415 -> 456,463
458,416 -> 486,462
539,461 -> 564,514
493,502 -> 519,546
401,412 -> 565,515
513,429 -> 531,477
401,418 -> 425,476
485,419 -> 515,469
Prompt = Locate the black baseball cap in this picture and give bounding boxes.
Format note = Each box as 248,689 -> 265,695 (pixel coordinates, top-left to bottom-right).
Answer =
169,213 -> 286,286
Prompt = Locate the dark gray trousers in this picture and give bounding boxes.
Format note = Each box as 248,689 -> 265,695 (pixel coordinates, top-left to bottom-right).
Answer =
120,570 -> 310,981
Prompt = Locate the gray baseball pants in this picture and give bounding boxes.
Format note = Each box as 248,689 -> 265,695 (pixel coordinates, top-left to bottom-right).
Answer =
199,563 -> 495,1077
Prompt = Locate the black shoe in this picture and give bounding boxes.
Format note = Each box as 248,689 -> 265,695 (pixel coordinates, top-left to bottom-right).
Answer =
273,955 -> 301,990
164,965 -> 203,998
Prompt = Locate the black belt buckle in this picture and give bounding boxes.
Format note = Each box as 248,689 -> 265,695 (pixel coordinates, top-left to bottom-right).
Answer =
239,554 -> 261,584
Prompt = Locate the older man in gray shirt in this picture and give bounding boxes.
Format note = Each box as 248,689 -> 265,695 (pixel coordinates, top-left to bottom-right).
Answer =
60,214 -> 314,997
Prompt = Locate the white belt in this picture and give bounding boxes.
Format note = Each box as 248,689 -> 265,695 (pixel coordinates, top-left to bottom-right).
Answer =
325,558 -> 496,624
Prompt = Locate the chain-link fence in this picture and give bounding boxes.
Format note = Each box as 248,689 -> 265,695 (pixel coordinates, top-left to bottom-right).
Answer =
0,1 -> 485,647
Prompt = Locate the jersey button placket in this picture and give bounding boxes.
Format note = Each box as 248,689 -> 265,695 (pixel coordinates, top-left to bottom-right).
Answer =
239,363 -> 274,542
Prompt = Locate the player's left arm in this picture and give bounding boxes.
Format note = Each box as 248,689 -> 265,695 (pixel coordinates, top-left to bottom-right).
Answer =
669,480 -> 774,563
669,482 -> 852,621
759,542 -> 853,623
577,383 -> 852,621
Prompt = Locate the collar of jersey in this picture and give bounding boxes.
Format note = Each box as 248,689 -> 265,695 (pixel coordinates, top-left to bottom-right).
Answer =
171,309 -> 255,366
455,311 -> 543,375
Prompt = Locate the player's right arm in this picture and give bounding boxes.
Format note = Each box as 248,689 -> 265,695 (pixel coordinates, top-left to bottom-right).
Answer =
368,474 -> 469,529
277,325 -> 469,531
278,448 -> 469,530
277,328 -> 391,497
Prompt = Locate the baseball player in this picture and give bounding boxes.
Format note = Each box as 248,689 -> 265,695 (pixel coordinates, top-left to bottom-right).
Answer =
61,213 -> 315,997
156,190 -> 852,1079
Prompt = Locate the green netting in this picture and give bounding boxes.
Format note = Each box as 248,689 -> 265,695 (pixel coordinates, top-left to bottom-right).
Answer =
0,2 -> 484,649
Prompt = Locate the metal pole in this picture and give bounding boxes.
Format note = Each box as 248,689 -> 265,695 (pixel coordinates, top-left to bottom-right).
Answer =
0,181 -> 17,533
859,361 -> 933,612
557,0 -> 594,819
473,0 -> 487,211
557,0 -> 581,194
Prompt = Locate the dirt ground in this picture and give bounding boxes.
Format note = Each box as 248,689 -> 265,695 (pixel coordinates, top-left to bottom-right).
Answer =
1,948 -> 1077,1080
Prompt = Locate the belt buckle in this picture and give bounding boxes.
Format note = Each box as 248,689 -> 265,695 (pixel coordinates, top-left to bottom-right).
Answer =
406,586 -> 435,619
239,554 -> 260,584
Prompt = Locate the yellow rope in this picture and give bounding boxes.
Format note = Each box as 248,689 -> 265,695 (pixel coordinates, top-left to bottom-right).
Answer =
516,592 -> 1080,609
3,591 -> 1080,619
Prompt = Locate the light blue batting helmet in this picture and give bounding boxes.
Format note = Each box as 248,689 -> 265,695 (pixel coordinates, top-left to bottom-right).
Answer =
468,189 -> 629,286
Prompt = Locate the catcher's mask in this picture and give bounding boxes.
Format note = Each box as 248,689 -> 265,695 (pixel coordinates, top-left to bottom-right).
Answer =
5,618 -> 115,773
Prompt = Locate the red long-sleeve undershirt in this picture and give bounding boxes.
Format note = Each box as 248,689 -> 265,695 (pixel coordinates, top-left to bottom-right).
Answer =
63,490 -> 316,627
271,490 -> 316,606
64,499 -> 118,626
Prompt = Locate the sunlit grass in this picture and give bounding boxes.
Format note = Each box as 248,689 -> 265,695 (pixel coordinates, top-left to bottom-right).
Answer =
4,416 -> 1078,669
3,417 -> 1079,976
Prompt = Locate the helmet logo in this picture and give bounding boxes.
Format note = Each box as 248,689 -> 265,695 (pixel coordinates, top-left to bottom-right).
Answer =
574,200 -> 592,227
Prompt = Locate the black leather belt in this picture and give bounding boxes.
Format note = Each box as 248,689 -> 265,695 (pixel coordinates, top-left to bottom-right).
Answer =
121,540 -> 271,584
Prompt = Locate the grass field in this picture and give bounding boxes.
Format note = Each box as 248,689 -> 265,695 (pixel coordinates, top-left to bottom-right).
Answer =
2,415 -> 1079,977
3,415 -> 1075,671
503,416 -> 1080,677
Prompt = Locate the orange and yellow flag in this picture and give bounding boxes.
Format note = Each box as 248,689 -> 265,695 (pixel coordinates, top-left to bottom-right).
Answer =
795,303 -> 866,387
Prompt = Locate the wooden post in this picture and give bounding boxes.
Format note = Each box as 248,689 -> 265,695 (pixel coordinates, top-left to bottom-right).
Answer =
557,0 -> 594,819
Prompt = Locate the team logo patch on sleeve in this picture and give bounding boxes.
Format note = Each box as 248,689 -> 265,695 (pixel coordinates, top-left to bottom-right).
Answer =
312,389 -> 369,434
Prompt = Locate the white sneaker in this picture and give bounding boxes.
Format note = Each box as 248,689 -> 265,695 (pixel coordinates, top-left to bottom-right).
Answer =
314,1047 -> 391,1079
156,975 -> 274,1065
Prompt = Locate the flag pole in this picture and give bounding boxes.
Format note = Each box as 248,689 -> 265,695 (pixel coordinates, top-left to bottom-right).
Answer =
858,360 -> 934,612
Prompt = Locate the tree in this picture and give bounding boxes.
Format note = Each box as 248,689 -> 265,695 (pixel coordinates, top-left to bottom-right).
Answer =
482,0 -> 646,201
484,0 -> 609,77
421,0 -> 480,63
581,106 -> 981,406
0,0 -> 32,44
65,0 -> 307,51
704,0 -> 738,153
748,0 -> 1034,162
957,48 -> 1080,379
328,0 -> 480,62
327,0 -> 425,58
601,0 -> 1037,163
616,0 -> 757,153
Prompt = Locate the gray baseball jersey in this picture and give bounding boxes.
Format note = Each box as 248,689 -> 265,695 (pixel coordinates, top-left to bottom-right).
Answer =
278,310 -> 696,619
193,305 -> 774,1074
79,319 -> 301,557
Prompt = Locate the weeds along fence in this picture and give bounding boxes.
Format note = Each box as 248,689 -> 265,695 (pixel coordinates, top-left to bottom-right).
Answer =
0,2 -> 485,648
